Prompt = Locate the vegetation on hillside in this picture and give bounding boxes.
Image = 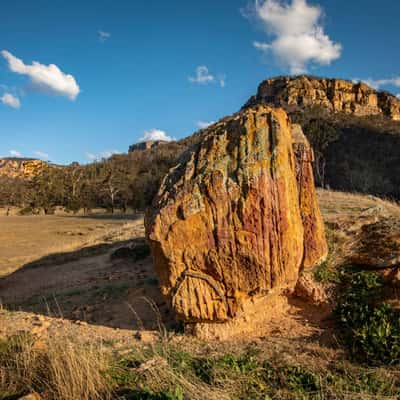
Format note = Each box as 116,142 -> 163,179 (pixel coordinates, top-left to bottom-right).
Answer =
0,141 -> 188,214
335,268 -> 400,365
291,106 -> 400,199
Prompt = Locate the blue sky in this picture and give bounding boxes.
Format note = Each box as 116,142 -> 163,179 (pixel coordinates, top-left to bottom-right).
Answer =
0,0 -> 399,164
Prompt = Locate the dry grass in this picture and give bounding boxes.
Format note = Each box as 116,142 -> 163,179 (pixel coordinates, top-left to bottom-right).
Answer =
0,215 -> 140,277
0,333 -> 111,400
1,324 -> 400,400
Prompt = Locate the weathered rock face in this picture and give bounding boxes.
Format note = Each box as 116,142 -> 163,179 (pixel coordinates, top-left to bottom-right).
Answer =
145,106 -> 327,323
0,158 -> 48,180
244,76 -> 400,121
129,140 -> 168,153
292,125 -> 328,268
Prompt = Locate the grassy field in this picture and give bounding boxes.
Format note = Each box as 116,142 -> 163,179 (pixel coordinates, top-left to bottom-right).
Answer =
0,214 -> 138,277
0,191 -> 399,399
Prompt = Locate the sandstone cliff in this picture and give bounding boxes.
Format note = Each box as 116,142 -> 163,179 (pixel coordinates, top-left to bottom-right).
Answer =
129,140 -> 168,152
146,105 -> 327,323
244,76 -> 400,121
0,158 -> 48,180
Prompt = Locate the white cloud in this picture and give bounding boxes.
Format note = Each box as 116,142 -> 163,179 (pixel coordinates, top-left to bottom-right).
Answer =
189,66 -> 215,84
353,77 -> 400,90
139,129 -> 175,142
250,0 -> 342,74
9,150 -> 22,157
85,153 -> 97,161
34,151 -> 49,159
98,30 -> 111,42
1,50 -> 80,100
188,66 -> 226,87
196,120 -> 215,129
85,150 -> 120,161
1,93 -> 20,109
101,150 -> 119,158
397,94 -> 400,99
253,41 -> 271,51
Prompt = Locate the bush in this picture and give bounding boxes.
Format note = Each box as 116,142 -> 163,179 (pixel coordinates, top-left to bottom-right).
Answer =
335,268 -> 400,364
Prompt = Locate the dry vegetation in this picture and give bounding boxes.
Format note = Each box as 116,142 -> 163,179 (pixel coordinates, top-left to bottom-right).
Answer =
0,190 -> 400,399
0,213 -> 138,277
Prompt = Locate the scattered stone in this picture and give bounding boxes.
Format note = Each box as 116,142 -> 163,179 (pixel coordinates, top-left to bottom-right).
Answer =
110,246 -> 137,260
136,357 -> 168,374
75,320 -> 88,326
351,218 -> 400,269
295,274 -> 328,305
110,239 -> 150,262
146,105 -> 327,323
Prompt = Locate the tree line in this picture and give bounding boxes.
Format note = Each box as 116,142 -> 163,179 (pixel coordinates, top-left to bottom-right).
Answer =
0,141 -> 187,214
1,107 -> 399,215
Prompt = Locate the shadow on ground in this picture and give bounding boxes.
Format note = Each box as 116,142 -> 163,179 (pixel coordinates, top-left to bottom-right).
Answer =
0,226 -> 334,342
0,236 -> 176,332
77,213 -> 144,221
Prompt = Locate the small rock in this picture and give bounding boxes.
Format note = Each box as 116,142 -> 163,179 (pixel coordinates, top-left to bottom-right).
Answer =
136,357 -> 167,374
295,274 -> 328,305
18,393 -> 41,400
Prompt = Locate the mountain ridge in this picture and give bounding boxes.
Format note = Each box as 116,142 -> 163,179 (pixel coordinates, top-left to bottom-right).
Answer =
244,75 -> 400,120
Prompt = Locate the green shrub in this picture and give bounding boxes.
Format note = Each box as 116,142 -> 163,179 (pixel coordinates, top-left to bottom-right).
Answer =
116,387 -> 183,400
335,268 -> 400,364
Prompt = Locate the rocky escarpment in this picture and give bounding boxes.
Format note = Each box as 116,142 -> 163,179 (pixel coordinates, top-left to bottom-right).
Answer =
0,158 -> 48,180
129,140 -> 168,152
145,105 -> 327,324
244,76 -> 400,121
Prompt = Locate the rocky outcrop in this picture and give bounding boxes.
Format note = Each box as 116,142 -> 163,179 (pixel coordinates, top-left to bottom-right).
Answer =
145,105 -> 327,323
244,76 -> 400,121
0,158 -> 48,180
351,218 -> 400,270
129,140 -> 168,152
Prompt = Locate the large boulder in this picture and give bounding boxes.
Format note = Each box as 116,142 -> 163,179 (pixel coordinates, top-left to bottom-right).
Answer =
145,105 -> 327,323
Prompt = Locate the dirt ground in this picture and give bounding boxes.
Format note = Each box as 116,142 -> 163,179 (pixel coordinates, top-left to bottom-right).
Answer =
0,214 -> 139,277
0,190 -> 399,349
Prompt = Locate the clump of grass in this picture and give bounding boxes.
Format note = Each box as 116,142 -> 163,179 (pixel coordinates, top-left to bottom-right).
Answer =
0,333 -> 111,400
313,260 -> 340,284
335,267 -> 400,365
313,226 -> 344,284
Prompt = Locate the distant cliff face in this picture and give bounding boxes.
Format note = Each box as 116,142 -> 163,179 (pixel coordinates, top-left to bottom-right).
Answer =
129,140 -> 168,152
0,158 -> 48,179
244,76 -> 400,121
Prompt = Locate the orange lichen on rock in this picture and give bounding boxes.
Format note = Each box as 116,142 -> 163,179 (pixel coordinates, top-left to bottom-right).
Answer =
145,105 -> 327,323
292,124 -> 328,269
